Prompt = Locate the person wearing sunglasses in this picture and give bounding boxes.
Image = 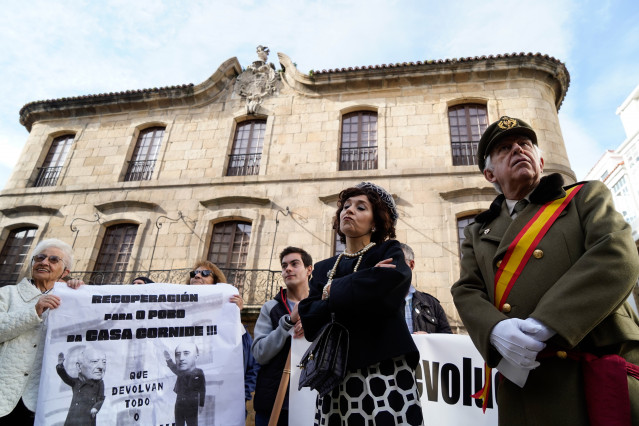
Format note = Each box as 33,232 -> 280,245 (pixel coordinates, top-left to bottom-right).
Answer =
186,261 -> 244,310
185,260 -> 259,417
0,238 -> 83,423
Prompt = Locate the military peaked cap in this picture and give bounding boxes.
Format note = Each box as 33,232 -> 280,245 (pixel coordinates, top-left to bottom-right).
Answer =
477,116 -> 537,171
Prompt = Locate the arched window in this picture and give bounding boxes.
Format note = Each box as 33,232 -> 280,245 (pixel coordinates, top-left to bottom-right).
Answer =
227,120 -> 265,176
34,134 -> 74,187
92,224 -> 138,284
333,231 -> 345,256
125,127 -> 165,181
208,220 -> 251,285
339,111 -> 378,170
457,214 -> 477,258
448,104 -> 488,166
0,227 -> 37,286
208,221 -> 251,269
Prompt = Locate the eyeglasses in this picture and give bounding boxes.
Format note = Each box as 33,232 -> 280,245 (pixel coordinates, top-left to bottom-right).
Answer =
33,254 -> 65,265
189,270 -> 213,278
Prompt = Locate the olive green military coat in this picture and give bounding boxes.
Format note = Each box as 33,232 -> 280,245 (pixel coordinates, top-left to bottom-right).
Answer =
452,173 -> 639,425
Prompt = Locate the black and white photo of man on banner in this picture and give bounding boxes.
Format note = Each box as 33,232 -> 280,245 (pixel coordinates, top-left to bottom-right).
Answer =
35,283 -> 245,426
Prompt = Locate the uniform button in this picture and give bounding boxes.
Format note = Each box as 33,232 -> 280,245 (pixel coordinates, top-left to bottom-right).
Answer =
496,260 -> 502,268
501,303 -> 511,313
33,344 -> 37,348
24,373 -> 28,376
556,351 -> 567,359
533,249 -> 544,259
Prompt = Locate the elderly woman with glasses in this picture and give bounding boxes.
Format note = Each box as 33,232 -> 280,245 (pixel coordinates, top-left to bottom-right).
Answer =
185,260 -> 259,411
0,238 -> 82,423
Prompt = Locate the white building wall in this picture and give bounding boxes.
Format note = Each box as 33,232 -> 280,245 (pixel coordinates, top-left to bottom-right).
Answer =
586,83 -> 639,245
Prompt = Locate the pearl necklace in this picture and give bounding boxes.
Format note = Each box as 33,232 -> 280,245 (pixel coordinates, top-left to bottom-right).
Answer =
325,242 -> 376,291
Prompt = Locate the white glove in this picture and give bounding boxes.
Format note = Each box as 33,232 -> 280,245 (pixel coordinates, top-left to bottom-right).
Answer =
490,318 -> 546,369
524,317 -> 556,342
496,358 -> 529,388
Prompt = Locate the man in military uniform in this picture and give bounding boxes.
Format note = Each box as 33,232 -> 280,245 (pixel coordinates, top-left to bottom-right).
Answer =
451,116 -> 639,425
165,343 -> 206,426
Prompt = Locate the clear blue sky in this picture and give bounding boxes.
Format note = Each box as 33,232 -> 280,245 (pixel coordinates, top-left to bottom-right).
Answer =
1,0 -> 638,188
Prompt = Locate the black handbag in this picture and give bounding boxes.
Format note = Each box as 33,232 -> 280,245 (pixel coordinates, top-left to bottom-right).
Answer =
298,313 -> 349,396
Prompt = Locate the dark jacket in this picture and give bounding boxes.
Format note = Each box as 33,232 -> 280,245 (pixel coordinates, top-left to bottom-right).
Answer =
411,290 -> 452,334
242,327 -> 259,401
252,289 -> 292,413
56,364 -> 105,426
299,240 -> 419,370
452,173 -> 639,425
166,361 -> 206,407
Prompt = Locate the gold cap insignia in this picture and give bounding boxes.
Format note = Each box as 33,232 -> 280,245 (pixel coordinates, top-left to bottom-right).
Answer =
497,117 -> 518,130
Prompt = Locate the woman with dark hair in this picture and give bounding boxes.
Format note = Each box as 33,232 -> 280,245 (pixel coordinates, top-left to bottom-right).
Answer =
131,276 -> 154,284
299,182 -> 423,425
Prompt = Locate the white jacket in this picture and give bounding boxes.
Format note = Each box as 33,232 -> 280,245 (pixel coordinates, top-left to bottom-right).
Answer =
0,278 -> 46,416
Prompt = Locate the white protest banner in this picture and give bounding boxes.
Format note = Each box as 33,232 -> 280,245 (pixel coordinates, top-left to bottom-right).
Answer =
289,333 -> 316,425
35,283 -> 245,426
290,333 -> 498,425
414,334 -> 498,425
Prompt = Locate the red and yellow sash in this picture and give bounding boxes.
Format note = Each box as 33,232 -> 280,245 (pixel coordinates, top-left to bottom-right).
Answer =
473,184 -> 584,412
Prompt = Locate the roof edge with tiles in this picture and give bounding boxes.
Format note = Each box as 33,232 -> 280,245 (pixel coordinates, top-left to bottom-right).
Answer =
19,57 -> 242,132
279,51 -> 570,110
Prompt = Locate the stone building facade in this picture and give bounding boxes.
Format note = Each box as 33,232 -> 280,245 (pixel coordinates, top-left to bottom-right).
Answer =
0,48 -> 572,331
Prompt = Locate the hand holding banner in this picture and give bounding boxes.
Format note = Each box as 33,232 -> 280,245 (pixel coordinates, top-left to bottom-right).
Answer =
35,283 -> 245,426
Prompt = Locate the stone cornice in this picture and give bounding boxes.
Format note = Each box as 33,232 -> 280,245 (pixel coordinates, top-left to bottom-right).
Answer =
319,192 -> 398,206
0,204 -> 61,217
280,52 -> 570,110
19,57 -> 242,132
318,194 -> 340,205
439,187 -> 497,201
95,200 -> 164,213
19,52 -> 570,133
200,196 -> 271,209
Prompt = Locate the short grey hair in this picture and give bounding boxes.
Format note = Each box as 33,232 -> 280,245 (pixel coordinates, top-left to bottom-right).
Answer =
483,155 -> 503,194
399,243 -> 414,262
484,145 -> 543,194
32,238 -> 74,270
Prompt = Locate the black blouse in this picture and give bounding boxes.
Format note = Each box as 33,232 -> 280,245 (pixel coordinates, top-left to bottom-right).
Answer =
298,239 -> 419,370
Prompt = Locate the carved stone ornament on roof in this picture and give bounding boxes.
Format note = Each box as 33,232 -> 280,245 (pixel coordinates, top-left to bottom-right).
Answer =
235,45 -> 280,114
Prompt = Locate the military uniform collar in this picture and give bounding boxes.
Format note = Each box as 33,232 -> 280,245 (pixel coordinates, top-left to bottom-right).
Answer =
475,173 -> 566,224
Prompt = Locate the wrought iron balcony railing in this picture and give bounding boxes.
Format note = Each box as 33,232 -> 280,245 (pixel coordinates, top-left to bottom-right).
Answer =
226,153 -> 261,176
451,140 -> 479,166
339,146 -> 378,171
33,166 -> 62,187
124,160 -> 156,181
69,268 -> 283,306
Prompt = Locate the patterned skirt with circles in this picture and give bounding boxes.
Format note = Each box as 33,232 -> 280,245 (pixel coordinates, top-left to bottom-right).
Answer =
314,355 -> 424,426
